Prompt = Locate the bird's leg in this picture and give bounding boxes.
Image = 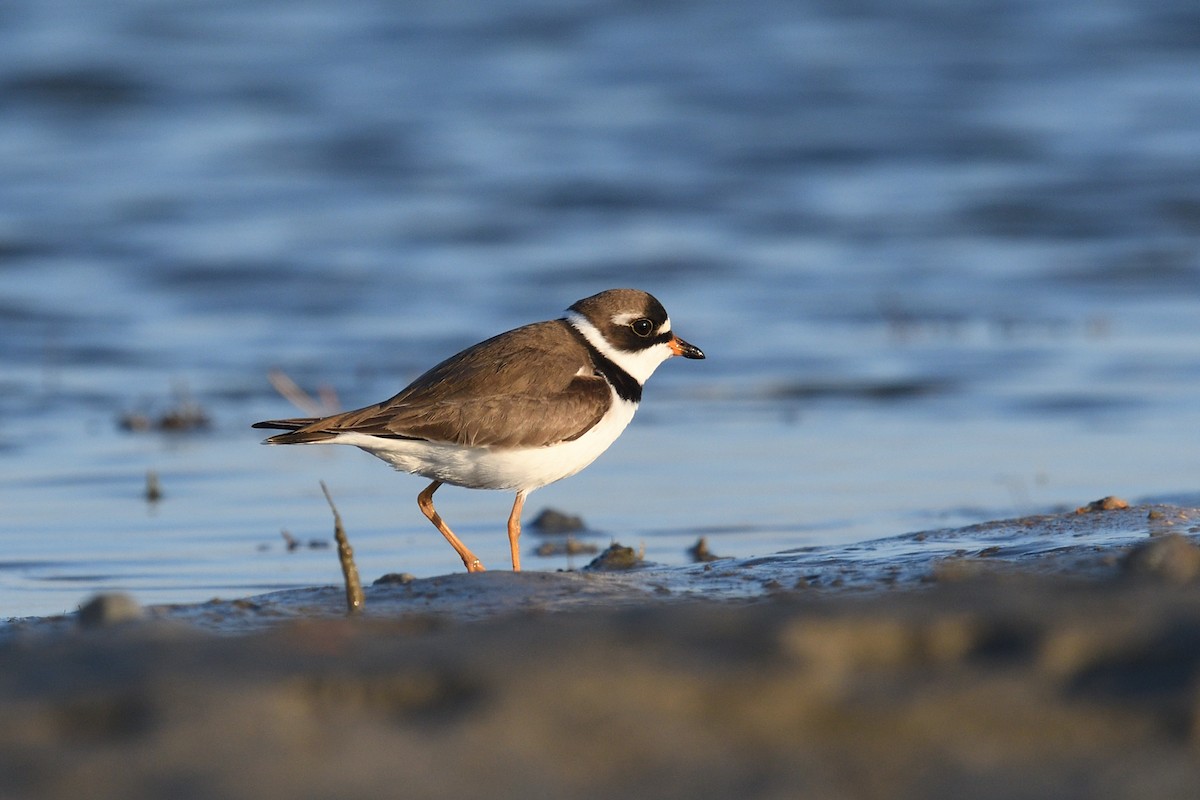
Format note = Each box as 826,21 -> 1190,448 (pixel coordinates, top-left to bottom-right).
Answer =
417,480 -> 486,572
507,491 -> 527,572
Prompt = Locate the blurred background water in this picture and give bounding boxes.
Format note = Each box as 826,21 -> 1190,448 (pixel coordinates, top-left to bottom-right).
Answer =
2,0 -> 1199,617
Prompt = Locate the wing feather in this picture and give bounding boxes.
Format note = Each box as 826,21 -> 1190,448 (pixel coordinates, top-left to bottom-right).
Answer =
254,320 -> 612,449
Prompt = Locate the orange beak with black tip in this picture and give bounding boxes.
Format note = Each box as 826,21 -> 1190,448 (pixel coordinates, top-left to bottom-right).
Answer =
669,335 -> 705,360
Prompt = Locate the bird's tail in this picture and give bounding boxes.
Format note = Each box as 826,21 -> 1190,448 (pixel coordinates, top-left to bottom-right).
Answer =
251,418 -> 333,444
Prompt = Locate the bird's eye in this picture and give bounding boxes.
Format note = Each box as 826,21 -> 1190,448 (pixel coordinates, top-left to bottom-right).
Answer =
631,318 -> 654,337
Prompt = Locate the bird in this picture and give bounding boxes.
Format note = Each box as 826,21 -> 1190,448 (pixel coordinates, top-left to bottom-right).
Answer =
253,288 -> 704,573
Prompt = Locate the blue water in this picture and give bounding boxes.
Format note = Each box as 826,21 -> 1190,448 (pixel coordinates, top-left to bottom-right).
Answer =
2,0 -> 1200,617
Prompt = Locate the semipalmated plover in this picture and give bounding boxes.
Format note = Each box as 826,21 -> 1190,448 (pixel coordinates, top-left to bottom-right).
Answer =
253,288 -> 704,572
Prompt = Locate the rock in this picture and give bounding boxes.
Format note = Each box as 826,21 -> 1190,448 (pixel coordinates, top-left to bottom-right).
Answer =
77,593 -> 145,628
584,543 -> 643,571
528,508 -> 585,534
1075,496 -> 1129,514
373,573 -> 416,586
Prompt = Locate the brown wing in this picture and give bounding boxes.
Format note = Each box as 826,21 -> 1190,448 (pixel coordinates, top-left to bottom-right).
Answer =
254,320 -> 612,449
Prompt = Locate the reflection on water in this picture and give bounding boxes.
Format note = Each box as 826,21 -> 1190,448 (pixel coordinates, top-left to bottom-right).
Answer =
2,0 -> 1200,617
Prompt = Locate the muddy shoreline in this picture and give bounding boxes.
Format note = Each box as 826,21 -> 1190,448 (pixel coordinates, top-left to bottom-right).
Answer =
4,504 -> 1200,799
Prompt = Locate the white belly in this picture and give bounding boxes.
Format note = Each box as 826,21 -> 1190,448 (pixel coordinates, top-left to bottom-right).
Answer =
331,395 -> 638,492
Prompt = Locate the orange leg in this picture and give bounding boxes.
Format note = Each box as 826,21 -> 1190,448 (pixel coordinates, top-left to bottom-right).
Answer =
507,491 -> 527,571
417,480 -> 485,572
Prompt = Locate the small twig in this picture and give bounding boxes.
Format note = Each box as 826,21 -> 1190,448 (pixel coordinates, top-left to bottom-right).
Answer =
320,481 -> 364,616
269,369 -> 339,416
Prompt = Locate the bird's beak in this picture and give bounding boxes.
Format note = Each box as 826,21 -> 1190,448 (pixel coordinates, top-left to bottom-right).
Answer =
669,335 -> 705,360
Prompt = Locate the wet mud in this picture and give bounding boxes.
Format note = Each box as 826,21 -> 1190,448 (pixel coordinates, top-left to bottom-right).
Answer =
3,505 -> 1200,799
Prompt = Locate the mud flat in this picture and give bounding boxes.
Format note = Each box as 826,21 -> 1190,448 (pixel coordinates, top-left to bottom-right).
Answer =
3,504 -> 1200,799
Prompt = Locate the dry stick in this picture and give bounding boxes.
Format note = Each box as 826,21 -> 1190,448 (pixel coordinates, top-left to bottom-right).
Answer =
268,368 -> 339,416
320,481 -> 364,615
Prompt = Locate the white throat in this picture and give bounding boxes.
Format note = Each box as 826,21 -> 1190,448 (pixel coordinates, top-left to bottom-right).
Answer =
565,310 -> 675,385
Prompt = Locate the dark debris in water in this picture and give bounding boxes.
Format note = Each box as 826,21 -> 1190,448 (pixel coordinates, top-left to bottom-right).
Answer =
279,531 -> 330,552
119,407 -> 211,433
118,391 -> 211,434
144,470 -> 163,503
686,536 -> 723,563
